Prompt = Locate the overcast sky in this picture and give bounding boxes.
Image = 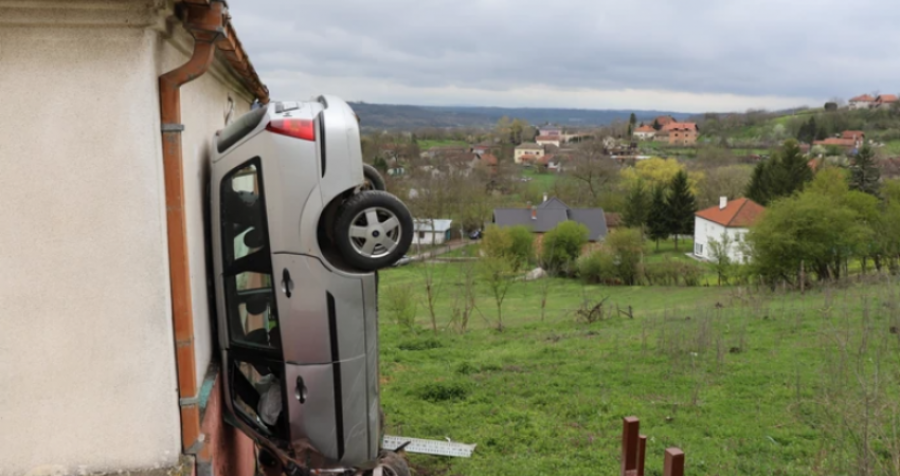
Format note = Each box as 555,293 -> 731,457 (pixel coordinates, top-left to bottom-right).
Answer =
227,0 -> 898,114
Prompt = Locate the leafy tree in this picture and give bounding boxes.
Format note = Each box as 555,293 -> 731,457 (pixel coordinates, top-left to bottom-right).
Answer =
479,256 -> 515,331
506,225 -> 536,271
748,169 -> 877,283
646,185 -> 669,250
373,156 -> 389,173
629,112 -> 637,127
665,170 -> 697,251
605,228 -> 644,285
482,225 -> 513,260
707,232 -> 734,285
849,143 -> 881,197
620,157 -> 702,194
540,221 -> 589,274
652,119 -> 661,130
622,180 -> 650,230
627,123 -> 633,138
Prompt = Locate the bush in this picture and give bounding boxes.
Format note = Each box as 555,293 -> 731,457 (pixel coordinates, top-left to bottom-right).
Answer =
482,225 -> 534,272
643,258 -> 705,287
541,221 -> 589,274
606,228 -> 645,285
384,285 -> 417,329
578,248 -> 618,284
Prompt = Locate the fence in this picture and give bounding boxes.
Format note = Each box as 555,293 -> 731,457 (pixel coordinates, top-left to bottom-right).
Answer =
621,416 -> 684,476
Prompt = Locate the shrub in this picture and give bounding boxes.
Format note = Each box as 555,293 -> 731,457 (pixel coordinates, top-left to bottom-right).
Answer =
578,248 -> 618,284
482,225 -> 534,272
606,228 -> 645,285
384,285 -> 417,329
643,258 -> 705,287
541,221 -> 589,274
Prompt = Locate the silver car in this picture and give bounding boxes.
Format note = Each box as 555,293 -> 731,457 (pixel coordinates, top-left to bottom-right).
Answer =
210,96 -> 412,473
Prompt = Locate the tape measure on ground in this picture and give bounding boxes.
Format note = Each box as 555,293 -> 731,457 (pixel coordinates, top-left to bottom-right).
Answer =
382,435 -> 476,458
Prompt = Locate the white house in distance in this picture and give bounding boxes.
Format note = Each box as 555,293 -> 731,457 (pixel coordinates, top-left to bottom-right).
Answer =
413,219 -> 454,245
514,143 -> 545,164
634,125 -> 656,140
536,135 -> 562,147
693,197 -> 765,263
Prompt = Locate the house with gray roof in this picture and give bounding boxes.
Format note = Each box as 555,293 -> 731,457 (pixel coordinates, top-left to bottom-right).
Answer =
492,197 -> 608,242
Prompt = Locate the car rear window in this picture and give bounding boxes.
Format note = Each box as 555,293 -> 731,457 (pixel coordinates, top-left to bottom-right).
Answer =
217,106 -> 268,153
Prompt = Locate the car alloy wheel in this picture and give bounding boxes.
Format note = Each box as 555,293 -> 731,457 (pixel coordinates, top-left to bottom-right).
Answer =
349,207 -> 402,258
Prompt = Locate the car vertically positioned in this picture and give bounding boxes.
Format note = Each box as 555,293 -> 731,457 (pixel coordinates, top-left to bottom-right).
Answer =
211,96 -> 412,474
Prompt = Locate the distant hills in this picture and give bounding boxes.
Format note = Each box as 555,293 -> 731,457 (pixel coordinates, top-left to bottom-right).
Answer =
349,102 -> 694,130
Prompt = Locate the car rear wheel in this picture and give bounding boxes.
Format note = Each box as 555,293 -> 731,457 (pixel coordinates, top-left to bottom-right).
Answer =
362,164 -> 386,191
334,191 -> 413,271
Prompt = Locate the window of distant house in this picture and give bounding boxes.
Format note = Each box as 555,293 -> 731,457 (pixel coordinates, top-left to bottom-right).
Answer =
418,231 -> 425,239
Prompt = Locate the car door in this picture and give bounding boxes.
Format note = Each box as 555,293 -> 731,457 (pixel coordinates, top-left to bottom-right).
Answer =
217,158 -> 291,445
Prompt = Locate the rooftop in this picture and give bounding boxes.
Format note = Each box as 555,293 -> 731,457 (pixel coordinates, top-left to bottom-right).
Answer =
696,198 -> 765,228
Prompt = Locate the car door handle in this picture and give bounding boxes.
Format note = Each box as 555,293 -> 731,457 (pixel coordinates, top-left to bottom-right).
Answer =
281,268 -> 294,298
295,376 -> 307,404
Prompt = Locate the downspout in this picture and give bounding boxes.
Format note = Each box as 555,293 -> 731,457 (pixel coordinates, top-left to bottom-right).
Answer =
158,0 -> 225,456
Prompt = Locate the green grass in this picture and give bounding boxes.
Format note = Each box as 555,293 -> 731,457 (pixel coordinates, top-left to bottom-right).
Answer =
377,253 -> 900,475
882,140 -> 900,155
520,168 -> 560,194
419,139 -> 469,151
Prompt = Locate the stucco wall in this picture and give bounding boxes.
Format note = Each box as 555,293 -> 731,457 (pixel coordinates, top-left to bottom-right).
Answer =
693,217 -> 748,263
0,2 -> 256,474
0,18 -> 182,476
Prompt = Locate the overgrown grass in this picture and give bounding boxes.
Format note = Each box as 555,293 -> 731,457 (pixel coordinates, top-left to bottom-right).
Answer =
882,139 -> 900,156
419,139 -> 469,151
379,260 -> 900,475
521,168 -> 560,194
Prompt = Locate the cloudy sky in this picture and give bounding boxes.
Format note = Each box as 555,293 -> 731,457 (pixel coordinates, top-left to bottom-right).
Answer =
227,0 -> 897,114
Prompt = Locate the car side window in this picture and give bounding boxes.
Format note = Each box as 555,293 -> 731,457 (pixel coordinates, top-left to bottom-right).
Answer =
221,160 -> 280,352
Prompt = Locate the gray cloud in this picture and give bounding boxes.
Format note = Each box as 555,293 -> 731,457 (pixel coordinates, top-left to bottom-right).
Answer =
227,0 -> 900,111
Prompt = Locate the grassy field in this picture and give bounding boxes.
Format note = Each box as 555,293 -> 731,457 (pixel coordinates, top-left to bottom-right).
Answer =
377,243 -> 900,475
520,168 -> 560,194
419,139 -> 469,151
882,140 -> 900,156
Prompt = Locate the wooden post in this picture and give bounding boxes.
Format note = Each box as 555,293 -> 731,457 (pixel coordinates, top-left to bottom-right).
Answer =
663,448 -> 685,476
637,435 -> 647,476
621,417 -> 640,476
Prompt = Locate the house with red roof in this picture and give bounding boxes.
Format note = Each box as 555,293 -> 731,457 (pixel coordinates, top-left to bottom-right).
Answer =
849,94 -> 875,110
693,197 -> 765,263
663,122 -> 699,145
875,94 -> 899,109
634,124 -> 657,140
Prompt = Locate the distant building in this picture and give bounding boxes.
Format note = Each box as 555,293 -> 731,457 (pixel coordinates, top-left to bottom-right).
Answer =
492,197 -> 608,244
413,219 -> 454,245
654,115 -> 677,128
538,124 -> 563,136
514,143 -> 545,164
634,125 -> 656,140
663,122 -> 699,145
536,135 -> 562,147
849,94 -> 875,110
693,197 -> 765,263
875,94 -> 898,109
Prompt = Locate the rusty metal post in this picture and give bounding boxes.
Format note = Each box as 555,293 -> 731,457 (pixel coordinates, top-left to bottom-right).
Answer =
621,417 -> 640,476
637,435 -> 647,476
663,448 -> 685,476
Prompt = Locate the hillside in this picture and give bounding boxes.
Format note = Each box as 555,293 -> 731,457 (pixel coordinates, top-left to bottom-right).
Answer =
350,102 -> 692,130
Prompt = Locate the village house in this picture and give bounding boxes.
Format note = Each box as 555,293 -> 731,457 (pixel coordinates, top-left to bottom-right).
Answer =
515,142 -> 546,164
413,219 -> 454,246
536,135 -> 563,147
654,115 -> 677,128
492,197 -> 608,248
693,197 -> 765,263
634,124 -> 656,140
663,122 -> 699,145
0,2 -> 268,476
849,94 -> 876,110
538,124 -> 563,136
814,130 -> 865,152
875,94 -> 899,109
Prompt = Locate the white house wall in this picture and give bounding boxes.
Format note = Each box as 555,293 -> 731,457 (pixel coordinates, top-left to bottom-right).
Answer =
0,2 -> 255,474
693,217 -> 749,263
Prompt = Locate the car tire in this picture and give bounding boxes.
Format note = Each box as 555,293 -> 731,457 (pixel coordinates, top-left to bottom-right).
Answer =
362,164 -> 387,191
334,191 -> 413,271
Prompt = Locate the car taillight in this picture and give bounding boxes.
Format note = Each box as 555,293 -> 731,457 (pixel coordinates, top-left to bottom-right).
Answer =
266,119 -> 316,141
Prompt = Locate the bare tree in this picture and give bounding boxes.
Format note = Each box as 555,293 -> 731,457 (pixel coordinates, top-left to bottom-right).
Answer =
565,138 -> 620,206
480,256 -> 515,331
